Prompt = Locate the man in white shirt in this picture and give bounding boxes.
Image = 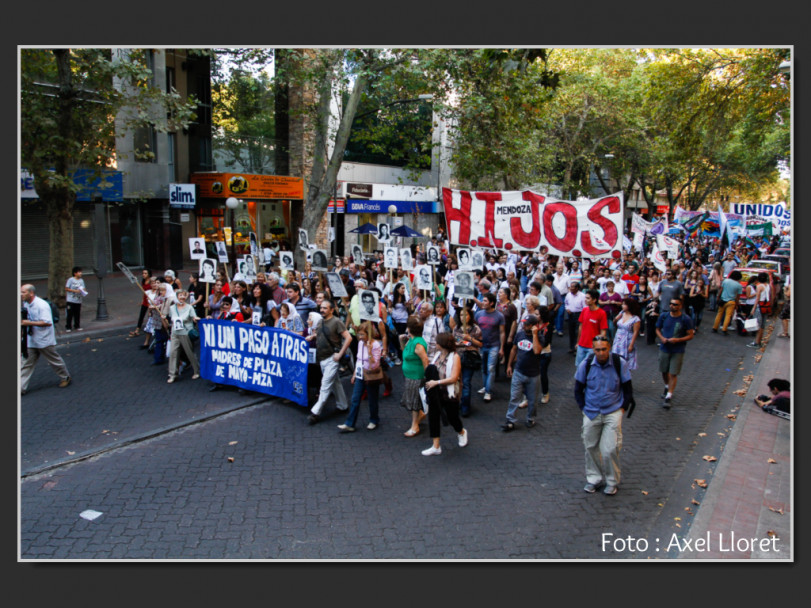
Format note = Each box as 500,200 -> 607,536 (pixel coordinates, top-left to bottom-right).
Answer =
611,270 -> 630,297
552,263 -> 571,336
564,282 -> 587,354
20,284 -> 71,394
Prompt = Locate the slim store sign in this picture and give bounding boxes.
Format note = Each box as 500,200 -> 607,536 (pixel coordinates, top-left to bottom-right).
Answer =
169,183 -> 196,209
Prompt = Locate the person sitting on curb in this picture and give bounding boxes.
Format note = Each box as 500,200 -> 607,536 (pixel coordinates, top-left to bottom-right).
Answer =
755,378 -> 790,419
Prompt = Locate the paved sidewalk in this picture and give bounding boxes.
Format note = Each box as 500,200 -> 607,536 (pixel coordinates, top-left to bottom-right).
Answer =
678,324 -> 792,559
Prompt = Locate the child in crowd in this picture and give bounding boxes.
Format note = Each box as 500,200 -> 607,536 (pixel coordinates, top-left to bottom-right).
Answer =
65,266 -> 87,332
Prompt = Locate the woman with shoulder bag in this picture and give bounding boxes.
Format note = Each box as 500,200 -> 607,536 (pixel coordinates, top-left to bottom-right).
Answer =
421,332 -> 468,456
338,321 -> 383,432
166,290 -> 201,383
452,307 -> 483,417
401,316 -> 429,436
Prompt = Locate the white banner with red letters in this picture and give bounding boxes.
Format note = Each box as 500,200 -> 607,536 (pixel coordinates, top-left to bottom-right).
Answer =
442,188 -> 624,259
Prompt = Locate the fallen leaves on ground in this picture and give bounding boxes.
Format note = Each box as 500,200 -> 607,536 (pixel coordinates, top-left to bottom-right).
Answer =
767,530 -> 777,537
641,490 -> 648,495
228,441 -> 238,446
698,432 -> 707,437
726,414 -> 737,420
694,479 -> 708,488
702,455 -> 717,462
768,458 -> 777,464
769,506 -> 784,515
733,389 -> 747,396
691,499 -> 700,505
227,457 -> 235,463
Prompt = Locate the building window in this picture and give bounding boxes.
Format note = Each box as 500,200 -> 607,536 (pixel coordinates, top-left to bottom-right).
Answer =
134,125 -> 157,163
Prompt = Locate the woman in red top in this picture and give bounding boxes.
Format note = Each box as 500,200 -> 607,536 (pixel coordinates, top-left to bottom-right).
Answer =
130,268 -> 153,339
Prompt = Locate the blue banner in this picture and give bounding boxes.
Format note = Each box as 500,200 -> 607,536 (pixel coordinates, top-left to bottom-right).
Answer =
199,319 -> 309,406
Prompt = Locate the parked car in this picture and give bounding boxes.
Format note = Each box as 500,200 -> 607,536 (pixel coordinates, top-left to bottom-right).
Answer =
729,267 -> 779,316
748,258 -> 784,283
772,247 -> 791,259
761,252 -> 790,275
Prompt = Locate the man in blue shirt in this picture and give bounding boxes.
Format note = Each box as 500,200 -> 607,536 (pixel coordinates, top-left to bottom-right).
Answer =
574,336 -> 633,495
656,298 -> 695,408
474,291 -> 505,403
711,270 -> 743,335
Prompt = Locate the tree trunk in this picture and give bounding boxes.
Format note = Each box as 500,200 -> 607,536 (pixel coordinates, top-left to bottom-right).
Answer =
44,190 -> 75,308
296,65 -> 369,269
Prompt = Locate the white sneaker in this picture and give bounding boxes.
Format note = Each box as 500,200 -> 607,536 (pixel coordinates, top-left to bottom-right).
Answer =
518,398 -> 528,409
541,393 -> 550,404
458,429 -> 468,447
366,422 -> 377,430
337,424 -> 355,432
483,393 -> 492,402
421,445 -> 442,456
477,387 -> 486,395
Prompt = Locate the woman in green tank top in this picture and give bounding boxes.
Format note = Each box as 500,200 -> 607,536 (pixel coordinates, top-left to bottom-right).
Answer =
401,315 -> 429,437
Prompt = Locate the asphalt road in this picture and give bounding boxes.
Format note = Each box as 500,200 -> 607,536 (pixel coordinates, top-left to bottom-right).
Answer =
19,317 -> 773,559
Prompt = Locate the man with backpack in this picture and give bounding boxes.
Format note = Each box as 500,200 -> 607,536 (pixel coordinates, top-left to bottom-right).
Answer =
574,335 -> 634,496
20,284 -> 71,395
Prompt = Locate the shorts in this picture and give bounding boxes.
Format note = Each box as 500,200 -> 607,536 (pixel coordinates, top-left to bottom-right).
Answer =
658,351 -> 685,376
780,302 -> 790,320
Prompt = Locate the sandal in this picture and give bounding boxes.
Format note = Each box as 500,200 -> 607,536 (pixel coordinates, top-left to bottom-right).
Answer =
404,428 -> 420,437
128,329 -> 140,338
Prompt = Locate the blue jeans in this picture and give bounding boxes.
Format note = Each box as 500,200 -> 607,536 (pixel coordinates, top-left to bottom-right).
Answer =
555,305 -> 566,333
344,377 -> 380,428
153,328 -> 168,363
506,369 -> 539,423
460,366 -> 476,414
480,345 -> 499,394
575,345 -> 593,368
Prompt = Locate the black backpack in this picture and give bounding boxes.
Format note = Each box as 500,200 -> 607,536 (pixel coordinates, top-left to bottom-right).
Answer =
43,298 -> 60,324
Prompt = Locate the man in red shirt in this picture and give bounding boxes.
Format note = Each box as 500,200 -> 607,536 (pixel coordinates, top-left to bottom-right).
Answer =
575,289 -> 608,368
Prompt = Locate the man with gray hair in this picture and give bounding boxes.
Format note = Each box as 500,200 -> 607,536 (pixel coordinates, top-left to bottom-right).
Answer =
418,300 -> 442,357
20,284 -> 71,395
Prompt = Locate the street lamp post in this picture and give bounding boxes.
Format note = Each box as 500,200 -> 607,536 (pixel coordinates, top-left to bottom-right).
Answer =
225,197 -> 240,275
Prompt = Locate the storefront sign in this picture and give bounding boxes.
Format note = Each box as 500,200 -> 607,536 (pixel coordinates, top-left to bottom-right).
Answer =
346,183 -> 373,198
169,183 -> 197,209
346,200 -> 439,214
21,168 -> 123,201
199,320 -> 309,406
442,188 -> 624,258
190,172 -> 304,200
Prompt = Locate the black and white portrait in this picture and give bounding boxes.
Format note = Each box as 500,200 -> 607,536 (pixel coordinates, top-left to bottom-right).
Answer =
312,249 -> 329,271
279,251 -> 295,271
249,232 -> 260,259
325,271 -> 348,297
457,247 -> 472,270
377,222 -> 391,243
189,238 -> 206,260
298,228 -> 310,251
243,255 -> 257,283
359,289 -> 380,322
352,244 -> 364,265
400,248 -> 413,270
199,257 -> 217,283
470,249 -> 484,270
415,264 -> 433,291
215,241 -> 229,263
426,244 -> 440,265
454,271 -> 475,299
384,246 -> 398,270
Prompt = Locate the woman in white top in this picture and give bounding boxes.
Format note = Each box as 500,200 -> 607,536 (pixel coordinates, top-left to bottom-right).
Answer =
167,290 -> 200,383
421,332 -> 468,456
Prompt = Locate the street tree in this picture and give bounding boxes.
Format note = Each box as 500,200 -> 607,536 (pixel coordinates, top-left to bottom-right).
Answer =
21,48 -> 198,305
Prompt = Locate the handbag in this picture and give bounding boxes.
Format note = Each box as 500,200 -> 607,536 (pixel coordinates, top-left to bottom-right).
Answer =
744,317 -> 760,332
461,348 -> 482,369
189,327 -> 200,340
362,366 -> 384,385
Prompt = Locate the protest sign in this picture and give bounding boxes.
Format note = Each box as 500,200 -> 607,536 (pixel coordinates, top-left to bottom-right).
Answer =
656,234 -> 680,259
199,320 -> 309,406
442,188 -> 624,259
189,238 -> 206,260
